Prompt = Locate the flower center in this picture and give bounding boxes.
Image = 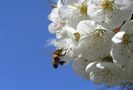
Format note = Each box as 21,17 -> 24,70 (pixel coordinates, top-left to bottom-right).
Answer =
88,29 -> 108,49
80,3 -> 87,15
123,34 -> 130,45
74,32 -> 80,41
94,29 -> 106,38
101,0 -> 114,11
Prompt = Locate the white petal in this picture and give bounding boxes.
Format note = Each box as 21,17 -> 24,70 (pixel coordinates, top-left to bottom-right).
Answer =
64,0 -> 79,5
87,2 -> 105,22
87,0 -> 133,28
58,6 -> 76,20
76,22 -> 113,62
86,61 -> 126,86
56,30 -> 67,39
77,20 -> 97,34
48,8 -> 60,23
73,58 -> 90,79
48,23 -> 57,34
106,10 -> 132,28
48,22 -> 65,34
68,11 -> 90,29
64,26 -> 80,41
112,31 -> 125,44
111,22 -> 133,67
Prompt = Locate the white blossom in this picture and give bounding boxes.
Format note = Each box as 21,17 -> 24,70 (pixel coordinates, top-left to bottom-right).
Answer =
75,20 -> 113,63
61,0 -> 86,6
111,21 -> 133,67
48,22 -> 65,34
58,0 -> 89,29
87,0 -> 133,28
73,57 -> 90,79
111,21 -> 133,83
86,61 -> 126,86
48,0 -> 133,87
48,7 -> 66,33
48,8 -> 61,23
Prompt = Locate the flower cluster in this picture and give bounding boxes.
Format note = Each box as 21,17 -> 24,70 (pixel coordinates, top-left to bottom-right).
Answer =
48,0 -> 133,86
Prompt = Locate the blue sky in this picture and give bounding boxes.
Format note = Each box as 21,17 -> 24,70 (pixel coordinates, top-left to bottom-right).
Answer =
0,0 -> 121,90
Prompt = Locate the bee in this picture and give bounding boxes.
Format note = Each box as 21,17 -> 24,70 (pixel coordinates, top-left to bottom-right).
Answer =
52,48 -> 66,68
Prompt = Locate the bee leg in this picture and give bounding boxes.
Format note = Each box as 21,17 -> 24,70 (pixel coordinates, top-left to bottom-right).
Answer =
59,61 -> 66,65
52,60 -> 58,68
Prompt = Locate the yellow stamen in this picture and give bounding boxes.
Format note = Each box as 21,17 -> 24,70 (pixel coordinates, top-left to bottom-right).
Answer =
80,3 -> 87,15
74,32 -> 80,41
101,0 -> 114,11
123,34 -> 130,45
94,29 -> 106,38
